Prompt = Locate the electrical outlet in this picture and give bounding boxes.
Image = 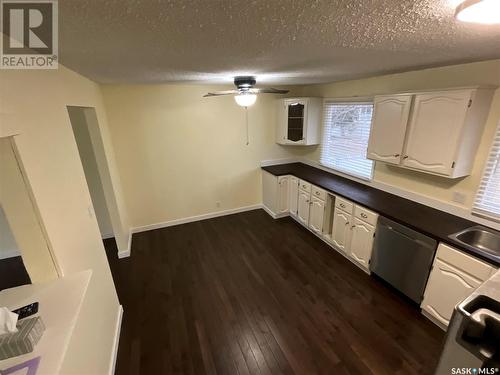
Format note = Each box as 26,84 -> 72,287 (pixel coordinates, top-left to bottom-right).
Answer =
452,191 -> 467,205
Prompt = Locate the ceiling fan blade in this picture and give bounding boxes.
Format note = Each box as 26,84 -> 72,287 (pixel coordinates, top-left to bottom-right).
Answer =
203,90 -> 239,97
249,88 -> 290,94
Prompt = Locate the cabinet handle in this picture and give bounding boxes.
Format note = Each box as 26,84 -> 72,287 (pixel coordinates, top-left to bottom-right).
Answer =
345,221 -> 349,226
351,225 -> 355,229
403,155 -> 409,159
393,153 -> 400,157
315,191 -> 320,195
361,213 -> 368,218
340,203 -> 345,208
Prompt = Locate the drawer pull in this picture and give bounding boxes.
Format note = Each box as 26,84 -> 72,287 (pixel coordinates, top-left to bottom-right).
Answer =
403,155 -> 409,159
340,203 -> 345,208
345,221 -> 350,226
393,153 -> 400,157
361,213 -> 368,218
315,191 -> 320,195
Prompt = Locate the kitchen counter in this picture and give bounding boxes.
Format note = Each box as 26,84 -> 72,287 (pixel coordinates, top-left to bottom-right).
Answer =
262,162 -> 500,267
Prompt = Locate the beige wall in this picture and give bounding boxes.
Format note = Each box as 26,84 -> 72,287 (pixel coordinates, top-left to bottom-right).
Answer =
0,65 -> 127,374
299,60 -> 500,211
0,138 -> 58,280
102,84 -> 305,229
67,107 -> 114,238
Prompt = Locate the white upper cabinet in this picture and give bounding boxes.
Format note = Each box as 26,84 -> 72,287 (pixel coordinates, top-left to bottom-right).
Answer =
276,98 -> 322,145
403,90 -> 471,176
367,87 -> 494,178
367,95 -> 412,165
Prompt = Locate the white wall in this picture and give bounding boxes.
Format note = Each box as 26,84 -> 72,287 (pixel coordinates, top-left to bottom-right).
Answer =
0,64 -> 128,374
0,206 -> 19,260
67,107 -> 114,238
102,84 -> 306,229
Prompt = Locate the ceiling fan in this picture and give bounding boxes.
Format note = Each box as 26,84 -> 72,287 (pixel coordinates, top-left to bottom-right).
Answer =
203,76 -> 289,107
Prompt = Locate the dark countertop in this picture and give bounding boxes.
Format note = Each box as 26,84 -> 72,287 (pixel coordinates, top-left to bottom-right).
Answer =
262,162 -> 500,267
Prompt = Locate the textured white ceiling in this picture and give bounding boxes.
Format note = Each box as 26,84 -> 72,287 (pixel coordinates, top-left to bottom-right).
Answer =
59,0 -> 500,85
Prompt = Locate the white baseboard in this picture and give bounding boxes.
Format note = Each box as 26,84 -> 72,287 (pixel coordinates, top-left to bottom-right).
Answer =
109,305 -> 123,375
131,204 -> 263,234
101,233 -> 115,240
0,249 -> 21,260
262,204 -> 277,218
117,232 -> 132,259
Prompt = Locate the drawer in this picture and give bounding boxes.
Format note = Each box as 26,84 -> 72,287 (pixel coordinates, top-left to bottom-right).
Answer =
335,196 -> 353,213
354,205 -> 378,226
311,185 -> 326,201
436,243 -> 496,281
298,179 -> 311,193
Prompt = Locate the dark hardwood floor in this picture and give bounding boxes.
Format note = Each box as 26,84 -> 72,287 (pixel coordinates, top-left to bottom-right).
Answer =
105,209 -> 444,375
0,256 -> 31,291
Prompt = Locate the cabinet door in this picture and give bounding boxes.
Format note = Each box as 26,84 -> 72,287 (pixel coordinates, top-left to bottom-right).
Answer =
277,176 -> 289,214
285,99 -> 307,144
349,218 -> 375,271
309,196 -> 325,234
297,190 -> 310,226
331,208 -> 352,253
289,176 -> 299,216
367,95 -> 412,165
402,90 -> 471,175
422,259 -> 481,327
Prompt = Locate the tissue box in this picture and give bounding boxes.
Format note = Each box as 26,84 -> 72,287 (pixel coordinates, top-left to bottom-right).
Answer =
0,317 -> 45,360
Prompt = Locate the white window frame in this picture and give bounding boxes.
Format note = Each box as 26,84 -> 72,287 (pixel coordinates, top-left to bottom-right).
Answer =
319,97 -> 375,181
472,121 -> 500,223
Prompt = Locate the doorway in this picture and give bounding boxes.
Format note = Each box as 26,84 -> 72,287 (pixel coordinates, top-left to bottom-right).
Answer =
67,107 -> 114,241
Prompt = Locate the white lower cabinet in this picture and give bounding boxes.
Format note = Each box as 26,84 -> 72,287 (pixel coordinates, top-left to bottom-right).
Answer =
297,189 -> 310,225
262,171 -> 291,218
331,208 -> 352,253
349,218 -> 376,270
309,196 -> 325,234
421,243 -> 496,329
277,176 -> 289,215
331,199 -> 378,272
289,176 -> 299,216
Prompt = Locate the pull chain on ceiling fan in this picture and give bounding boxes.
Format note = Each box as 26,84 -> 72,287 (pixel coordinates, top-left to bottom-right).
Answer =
204,76 -> 289,145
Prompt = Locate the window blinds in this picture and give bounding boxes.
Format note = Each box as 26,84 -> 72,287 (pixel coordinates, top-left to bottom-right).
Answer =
319,101 -> 374,180
473,121 -> 500,221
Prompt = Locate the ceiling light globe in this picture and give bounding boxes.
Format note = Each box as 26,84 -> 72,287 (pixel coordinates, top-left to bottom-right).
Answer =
455,0 -> 500,24
234,93 -> 257,107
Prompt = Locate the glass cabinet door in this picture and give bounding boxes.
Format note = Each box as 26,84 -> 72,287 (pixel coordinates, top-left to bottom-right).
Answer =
286,102 -> 305,142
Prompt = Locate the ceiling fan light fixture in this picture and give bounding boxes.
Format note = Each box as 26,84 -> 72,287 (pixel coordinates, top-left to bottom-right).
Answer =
234,93 -> 257,107
455,0 -> 500,24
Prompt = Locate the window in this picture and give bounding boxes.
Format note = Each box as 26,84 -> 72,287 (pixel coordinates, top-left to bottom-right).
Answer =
320,101 -> 374,180
473,121 -> 500,221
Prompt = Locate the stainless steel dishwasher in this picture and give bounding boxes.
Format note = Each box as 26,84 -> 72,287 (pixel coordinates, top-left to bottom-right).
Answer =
370,216 -> 437,304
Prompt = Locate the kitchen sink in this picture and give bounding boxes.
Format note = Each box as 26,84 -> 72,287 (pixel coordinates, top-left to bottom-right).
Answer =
449,226 -> 500,258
